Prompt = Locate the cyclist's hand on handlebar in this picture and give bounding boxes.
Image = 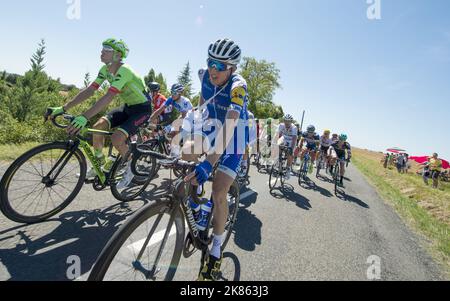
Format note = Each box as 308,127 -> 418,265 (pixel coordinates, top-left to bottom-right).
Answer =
184,161 -> 213,186
45,106 -> 65,121
67,115 -> 88,136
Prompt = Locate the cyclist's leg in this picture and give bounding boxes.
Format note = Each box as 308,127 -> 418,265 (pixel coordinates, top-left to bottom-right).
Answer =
329,148 -> 337,172
95,106 -> 127,157
339,157 -> 346,183
114,112 -> 151,157
212,159 -> 239,238
310,145 -> 317,163
286,146 -> 294,168
198,154 -> 241,281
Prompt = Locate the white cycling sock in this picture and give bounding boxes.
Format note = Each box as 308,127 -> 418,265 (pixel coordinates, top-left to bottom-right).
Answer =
210,233 -> 225,259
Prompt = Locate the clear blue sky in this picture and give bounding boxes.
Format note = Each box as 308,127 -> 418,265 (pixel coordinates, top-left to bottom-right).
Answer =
1,0 -> 449,158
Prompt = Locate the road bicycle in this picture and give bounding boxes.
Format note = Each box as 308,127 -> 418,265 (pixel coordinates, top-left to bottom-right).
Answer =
298,150 -> 313,186
332,157 -> 350,195
88,143 -> 240,281
0,112 -> 154,224
268,145 -> 290,191
316,149 -> 329,178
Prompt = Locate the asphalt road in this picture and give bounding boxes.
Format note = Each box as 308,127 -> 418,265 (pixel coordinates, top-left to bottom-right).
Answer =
0,159 -> 445,281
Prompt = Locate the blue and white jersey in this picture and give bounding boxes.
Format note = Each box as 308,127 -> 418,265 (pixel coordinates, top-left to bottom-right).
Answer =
199,68 -> 248,122
301,132 -> 320,146
199,68 -> 249,154
164,96 -> 193,114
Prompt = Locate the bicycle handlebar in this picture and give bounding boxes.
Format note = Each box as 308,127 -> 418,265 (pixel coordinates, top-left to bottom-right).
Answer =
45,110 -> 75,129
129,142 -> 204,205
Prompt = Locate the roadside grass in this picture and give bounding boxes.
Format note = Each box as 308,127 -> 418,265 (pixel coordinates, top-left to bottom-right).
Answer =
353,148 -> 449,277
0,143 -> 115,169
0,142 -> 41,162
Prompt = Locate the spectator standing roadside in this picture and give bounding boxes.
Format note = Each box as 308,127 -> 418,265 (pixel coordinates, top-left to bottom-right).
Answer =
428,153 -> 443,189
404,154 -> 410,173
383,153 -> 389,168
396,153 -> 405,173
422,162 -> 431,185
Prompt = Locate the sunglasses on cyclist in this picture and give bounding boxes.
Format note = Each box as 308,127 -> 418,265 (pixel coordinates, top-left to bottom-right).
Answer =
207,58 -> 233,72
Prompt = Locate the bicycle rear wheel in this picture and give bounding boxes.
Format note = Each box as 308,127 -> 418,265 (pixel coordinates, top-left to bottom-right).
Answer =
0,142 -> 86,224
334,164 -> 340,195
269,161 -> 282,190
88,200 -> 185,281
298,160 -> 308,186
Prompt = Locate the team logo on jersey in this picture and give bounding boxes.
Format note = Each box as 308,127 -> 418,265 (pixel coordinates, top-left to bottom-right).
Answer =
231,86 -> 246,106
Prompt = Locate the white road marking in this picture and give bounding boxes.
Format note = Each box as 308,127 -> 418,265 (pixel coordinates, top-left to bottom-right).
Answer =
127,226 -> 178,253
240,190 -> 256,200
126,189 -> 257,253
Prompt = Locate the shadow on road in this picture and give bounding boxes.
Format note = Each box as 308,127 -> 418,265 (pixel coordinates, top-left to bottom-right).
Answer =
336,191 -> 370,209
269,184 -> 313,211
239,187 -> 258,209
139,178 -> 172,201
233,208 -> 262,252
301,180 -> 333,198
0,201 -> 148,281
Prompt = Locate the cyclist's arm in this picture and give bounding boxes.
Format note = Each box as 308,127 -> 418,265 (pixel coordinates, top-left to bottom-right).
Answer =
63,85 -> 96,111
83,90 -> 116,119
150,105 -> 167,120
346,143 -> 352,159
292,136 -> 298,149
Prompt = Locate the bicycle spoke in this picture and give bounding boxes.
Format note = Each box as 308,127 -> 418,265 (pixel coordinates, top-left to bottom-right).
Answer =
57,164 -> 80,181
10,182 -> 42,203
8,182 -> 44,193
136,213 -> 164,261
21,186 -> 46,216
50,186 -> 69,204
28,161 -> 44,178
16,167 -> 43,179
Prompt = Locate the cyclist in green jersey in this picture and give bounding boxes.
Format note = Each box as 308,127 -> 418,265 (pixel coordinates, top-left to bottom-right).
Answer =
47,38 -> 151,188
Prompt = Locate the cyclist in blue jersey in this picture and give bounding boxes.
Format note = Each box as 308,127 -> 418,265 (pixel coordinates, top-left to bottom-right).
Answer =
184,38 -> 248,281
150,83 -> 193,157
298,125 -> 320,173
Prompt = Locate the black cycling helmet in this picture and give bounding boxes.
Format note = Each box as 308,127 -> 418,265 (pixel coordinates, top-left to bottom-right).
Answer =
148,82 -> 160,92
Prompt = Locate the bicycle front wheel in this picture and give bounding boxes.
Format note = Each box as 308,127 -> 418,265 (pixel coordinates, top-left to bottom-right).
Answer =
110,154 -> 155,202
88,200 -> 185,281
0,142 -> 86,224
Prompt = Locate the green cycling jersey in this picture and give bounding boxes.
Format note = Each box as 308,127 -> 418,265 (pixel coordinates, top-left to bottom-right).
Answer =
92,64 -> 149,106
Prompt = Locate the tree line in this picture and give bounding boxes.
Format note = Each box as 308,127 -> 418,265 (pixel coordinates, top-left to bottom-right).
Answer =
0,39 -> 285,145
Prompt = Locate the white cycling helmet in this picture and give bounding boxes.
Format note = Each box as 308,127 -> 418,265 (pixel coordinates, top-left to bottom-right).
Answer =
208,38 -> 242,66
284,114 -> 294,122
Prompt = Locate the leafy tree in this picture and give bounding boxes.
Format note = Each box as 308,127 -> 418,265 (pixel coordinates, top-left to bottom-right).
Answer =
84,72 -> 91,88
31,39 -> 46,73
239,57 -> 281,119
177,62 -> 193,99
144,68 -> 168,96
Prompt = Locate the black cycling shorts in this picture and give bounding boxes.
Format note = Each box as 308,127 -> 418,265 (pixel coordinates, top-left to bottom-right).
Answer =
320,145 -> 330,153
104,102 -> 151,137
